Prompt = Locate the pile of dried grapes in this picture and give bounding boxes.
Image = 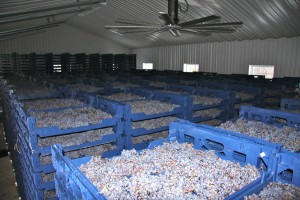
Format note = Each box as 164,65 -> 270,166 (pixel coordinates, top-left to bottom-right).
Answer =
132,131 -> 169,144
80,142 -> 260,199
128,100 -> 179,114
30,107 -> 112,129
236,91 -> 255,100
23,98 -> 84,111
38,128 -> 113,147
219,118 -> 300,152
67,84 -> 102,93
102,93 -> 144,101
192,95 -> 222,105
193,108 -> 222,118
245,182 -> 300,199
132,116 -> 179,130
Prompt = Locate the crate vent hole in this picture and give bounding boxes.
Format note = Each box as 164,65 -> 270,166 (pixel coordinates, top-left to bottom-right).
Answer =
271,116 -> 287,126
257,158 -> 268,172
204,139 -> 224,151
184,134 -> 194,144
252,114 -> 262,121
279,169 -> 293,182
217,151 -> 226,158
233,151 -> 246,163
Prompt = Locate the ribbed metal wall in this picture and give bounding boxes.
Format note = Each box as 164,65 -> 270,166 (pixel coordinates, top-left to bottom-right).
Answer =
0,24 -> 129,54
132,36 -> 300,77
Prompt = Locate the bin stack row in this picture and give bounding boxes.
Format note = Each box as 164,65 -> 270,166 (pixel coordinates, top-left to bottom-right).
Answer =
51,110 -> 300,199
0,75 -> 126,199
0,53 -> 136,76
43,75 -> 236,149
1,73 -> 299,199
48,72 -> 299,199
281,98 -> 300,114
0,74 -> 195,199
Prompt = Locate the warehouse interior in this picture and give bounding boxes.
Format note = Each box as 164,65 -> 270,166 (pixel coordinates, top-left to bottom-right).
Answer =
0,0 -> 300,199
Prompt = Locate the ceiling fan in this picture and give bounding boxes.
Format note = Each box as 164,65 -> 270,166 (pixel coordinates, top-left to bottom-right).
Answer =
105,0 -> 243,37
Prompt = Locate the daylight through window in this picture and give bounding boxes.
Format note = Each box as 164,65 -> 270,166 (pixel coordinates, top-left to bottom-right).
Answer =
183,64 -> 199,73
143,63 -> 153,70
248,65 -> 274,79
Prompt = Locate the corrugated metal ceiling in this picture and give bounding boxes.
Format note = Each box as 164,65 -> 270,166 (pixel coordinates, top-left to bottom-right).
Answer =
1,0 -> 300,48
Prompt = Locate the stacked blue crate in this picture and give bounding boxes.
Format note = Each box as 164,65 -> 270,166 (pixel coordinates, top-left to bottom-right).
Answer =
108,78 -> 149,94
227,78 -> 284,108
259,83 -> 284,108
61,80 -> 112,97
199,105 -> 300,154
281,98 -> 300,111
197,81 -> 263,115
239,106 -> 300,130
189,105 -> 300,196
0,76 -> 58,199
50,119 -> 288,200
164,84 -> 235,123
0,76 -> 126,200
6,76 -> 61,101
99,87 -> 191,150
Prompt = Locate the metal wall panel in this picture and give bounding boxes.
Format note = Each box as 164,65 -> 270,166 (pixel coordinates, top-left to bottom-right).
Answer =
0,24 -> 129,54
133,36 -> 300,77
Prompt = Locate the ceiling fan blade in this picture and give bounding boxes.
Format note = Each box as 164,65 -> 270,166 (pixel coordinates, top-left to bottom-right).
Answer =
187,22 -> 243,28
118,30 -> 153,34
159,12 -> 175,25
168,29 -> 178,37
146,27 -> 169,36
179,15 -> 220,27
187,27 -> 236,33
174,29 -> 181,36
115,18 -> 160,26
181,29 -> 212,36
105,25 -> 162,29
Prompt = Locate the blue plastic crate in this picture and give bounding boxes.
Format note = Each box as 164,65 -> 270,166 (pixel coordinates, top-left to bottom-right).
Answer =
275,151 -> 300,187
196,106 -> 300,155
14,116 -> 124,173
4,91 -> 125,177
13,156 -> 37,200
168,121 -> 300,198
281,98 -> 300,110
15,141 -> 55,190
160,84 -> 235,122
51,119 -> 281,200
12,120 -> 122,199
13,86 -> 61,101
14,108 -> 123,154
125,90 -> 190,121
13,96 -> 122,139
119,89 -> 190,149
125,115 -> 182,150
113,87 -> 155,102
11,143 -> 57,200
197,81 -> 263,104
62,84 -> 110,98
239,106 -> 300,129
191,110 -> 228,123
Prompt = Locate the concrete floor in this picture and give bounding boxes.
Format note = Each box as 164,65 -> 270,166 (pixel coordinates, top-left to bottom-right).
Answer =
0,117 -> 20,199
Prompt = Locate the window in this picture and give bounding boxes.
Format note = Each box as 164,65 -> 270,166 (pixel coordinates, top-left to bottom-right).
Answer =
53,64 -> 61,73
183,64 -> 199,73
143,63 -> 153,70
249,65 -> 274,79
